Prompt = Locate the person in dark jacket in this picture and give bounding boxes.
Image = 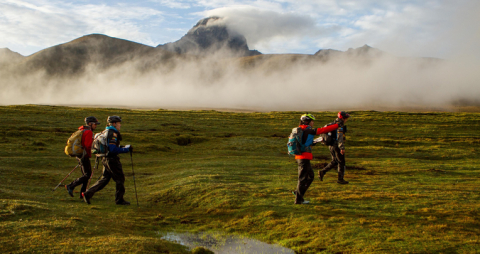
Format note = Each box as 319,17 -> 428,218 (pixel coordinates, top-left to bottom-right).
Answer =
65,116 -> 100,198
318,111 -> 350,184
293,113 -> 341,204
82,115 -> 133,205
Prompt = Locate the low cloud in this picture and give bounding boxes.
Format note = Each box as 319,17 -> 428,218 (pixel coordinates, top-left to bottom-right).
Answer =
1,50 -> 479,111
205,6 -> 335,53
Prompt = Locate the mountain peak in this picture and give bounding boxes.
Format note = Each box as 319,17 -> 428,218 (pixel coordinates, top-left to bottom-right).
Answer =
158,16 -> 261,57
191,16 -> 223,30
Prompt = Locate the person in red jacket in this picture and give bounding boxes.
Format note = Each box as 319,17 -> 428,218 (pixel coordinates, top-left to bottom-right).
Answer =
65,116 -> 100,198
293,113 -> 341,204
319,111 -> 351,184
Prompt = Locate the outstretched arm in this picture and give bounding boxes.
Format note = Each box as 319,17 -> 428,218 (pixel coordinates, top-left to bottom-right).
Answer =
315,124 -> 339,135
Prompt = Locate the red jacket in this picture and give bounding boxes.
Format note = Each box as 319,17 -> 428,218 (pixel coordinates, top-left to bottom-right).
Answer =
295,123 -> 339,160
79,126 -> 94,158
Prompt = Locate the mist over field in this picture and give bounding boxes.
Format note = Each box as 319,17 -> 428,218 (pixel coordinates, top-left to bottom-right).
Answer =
0,50 -> 479,111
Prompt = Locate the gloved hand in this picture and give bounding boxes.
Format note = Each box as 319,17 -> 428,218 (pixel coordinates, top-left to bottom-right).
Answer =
125,145 -> 133,153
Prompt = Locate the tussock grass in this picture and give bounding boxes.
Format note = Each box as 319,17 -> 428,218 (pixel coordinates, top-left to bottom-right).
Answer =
0,105 -> 479,253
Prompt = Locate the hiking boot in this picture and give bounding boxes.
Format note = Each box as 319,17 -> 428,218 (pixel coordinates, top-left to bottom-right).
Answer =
65,185 -> 74,197
294,200 -> 310,205
337,179 -> 349,184
116,200 -> 130,205
318,170 -> 325,181
82,192 -> 91,205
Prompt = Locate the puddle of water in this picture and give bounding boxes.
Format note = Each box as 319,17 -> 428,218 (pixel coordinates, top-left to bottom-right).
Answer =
159,231 -> 294,254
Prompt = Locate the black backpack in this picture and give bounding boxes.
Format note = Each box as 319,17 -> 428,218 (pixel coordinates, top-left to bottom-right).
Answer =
316,132 -> 335,146
315,124 -> 347,146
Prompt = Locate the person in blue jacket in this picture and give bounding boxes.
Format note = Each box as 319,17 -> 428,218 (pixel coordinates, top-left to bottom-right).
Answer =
82,116 -> 133,205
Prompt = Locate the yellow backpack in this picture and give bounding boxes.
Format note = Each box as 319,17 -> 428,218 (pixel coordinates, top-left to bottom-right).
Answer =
65,130 -> 85,157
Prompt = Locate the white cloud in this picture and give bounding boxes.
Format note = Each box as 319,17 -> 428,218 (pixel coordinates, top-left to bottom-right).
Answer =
0,0 -> 164,55
301,0 -> 480,59
205,6 -> 336,53
149,0 -> 192,9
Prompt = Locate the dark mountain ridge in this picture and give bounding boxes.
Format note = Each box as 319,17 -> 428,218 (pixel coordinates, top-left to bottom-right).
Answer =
158,17 -> 261,57
22,34 -> 178,76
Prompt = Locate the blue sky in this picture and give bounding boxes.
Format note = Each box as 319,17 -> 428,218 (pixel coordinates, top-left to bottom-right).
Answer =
1,0 -> 479,59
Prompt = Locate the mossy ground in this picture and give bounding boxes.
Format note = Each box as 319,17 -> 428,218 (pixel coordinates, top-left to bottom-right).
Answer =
1,105 -> 479,253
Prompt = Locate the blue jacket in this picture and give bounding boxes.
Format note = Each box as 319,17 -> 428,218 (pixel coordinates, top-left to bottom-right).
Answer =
106,126 -> 129,156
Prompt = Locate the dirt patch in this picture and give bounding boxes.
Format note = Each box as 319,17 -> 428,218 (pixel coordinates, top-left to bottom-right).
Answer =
312,163 -> 367,171
313,155 -> 330,161
349,165 -> 368,170
312,163 -> 328,169
427,168 -> 445,173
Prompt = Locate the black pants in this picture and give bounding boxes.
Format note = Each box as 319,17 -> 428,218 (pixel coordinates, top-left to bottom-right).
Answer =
295,159 -> 314,204
320,146 -> 346,180
84,156 -> 126,204
68,157 -> 92,196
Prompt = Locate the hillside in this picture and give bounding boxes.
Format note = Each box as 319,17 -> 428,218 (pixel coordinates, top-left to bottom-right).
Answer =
18,34 -> 183,76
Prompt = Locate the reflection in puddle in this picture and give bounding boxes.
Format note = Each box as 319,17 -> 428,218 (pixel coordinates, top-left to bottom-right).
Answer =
160,232 -> 294,254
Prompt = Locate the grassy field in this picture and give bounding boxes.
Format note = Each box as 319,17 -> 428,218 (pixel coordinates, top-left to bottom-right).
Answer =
1,105 -> 479,253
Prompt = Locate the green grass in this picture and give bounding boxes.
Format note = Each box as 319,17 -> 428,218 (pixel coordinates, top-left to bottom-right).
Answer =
1,105 -> 480,253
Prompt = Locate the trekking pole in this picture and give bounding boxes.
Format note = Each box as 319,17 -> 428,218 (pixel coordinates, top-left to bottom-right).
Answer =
130,150 -> 139,206
53,163 -> 81,191
87,157 -> 99,189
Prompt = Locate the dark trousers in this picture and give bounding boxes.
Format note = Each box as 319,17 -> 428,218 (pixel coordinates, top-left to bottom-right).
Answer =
320,146 -> 346,180
68,157 -> 92,195
295,159 -> 314,203
84,156 -> 126,204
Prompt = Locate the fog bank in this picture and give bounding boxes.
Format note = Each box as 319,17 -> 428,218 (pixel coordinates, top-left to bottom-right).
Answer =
1,53 -> 479,111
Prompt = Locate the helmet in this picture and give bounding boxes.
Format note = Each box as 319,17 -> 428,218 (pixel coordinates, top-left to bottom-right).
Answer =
300,113 -> 316,122
85,116 -> 100,125
107,115 -> 122,123
337,111 -> 350,119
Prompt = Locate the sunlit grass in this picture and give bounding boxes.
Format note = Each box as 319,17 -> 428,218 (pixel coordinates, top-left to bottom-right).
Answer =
0,105 -> 479,253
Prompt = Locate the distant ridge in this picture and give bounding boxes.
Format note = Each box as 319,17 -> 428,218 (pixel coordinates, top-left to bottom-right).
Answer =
314,45 -> 383,58
0,18 -> 441,77
0,48 -> 24,65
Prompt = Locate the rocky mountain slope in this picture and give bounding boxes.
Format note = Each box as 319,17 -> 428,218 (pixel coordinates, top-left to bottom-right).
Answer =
158,17 -> 261,57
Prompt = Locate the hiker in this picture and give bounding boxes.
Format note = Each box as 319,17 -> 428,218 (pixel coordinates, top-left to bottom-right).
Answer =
82,115 -> 133,205
292,113 -> 341,204
65,116 -> 100,199
318,111 -> 350,184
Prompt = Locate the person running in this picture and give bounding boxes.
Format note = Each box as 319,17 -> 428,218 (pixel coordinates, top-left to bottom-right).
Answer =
293,113 -> 341,204
318,111 -> 350,184
65,116 -> 100,199
82,115 -> 133,205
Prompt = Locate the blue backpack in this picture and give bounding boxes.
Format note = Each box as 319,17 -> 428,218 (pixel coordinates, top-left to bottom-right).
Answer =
287,127 -> 306,155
